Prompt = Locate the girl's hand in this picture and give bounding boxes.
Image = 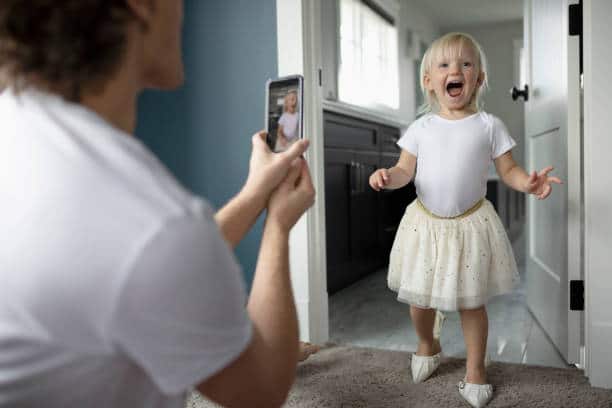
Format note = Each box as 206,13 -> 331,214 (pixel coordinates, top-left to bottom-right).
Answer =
244,131 -> 310,201
525,166 -> 563,199
369,168 -> 390,191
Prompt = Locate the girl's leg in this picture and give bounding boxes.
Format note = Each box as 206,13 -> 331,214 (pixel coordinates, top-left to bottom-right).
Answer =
410,305 -> 442,356
459,306 -> 488,384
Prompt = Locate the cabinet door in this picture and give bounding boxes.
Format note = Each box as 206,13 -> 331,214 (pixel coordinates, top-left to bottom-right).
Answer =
350,151 -> 384,279
324,148 -> 353,293
379,154 -> 417,258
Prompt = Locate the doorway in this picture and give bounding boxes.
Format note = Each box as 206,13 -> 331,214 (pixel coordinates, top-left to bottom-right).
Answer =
324,0 -> 572,369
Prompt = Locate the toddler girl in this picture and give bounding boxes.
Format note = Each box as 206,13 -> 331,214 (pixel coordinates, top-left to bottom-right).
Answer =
276,90 -> 299,151
369,32 -> 562,407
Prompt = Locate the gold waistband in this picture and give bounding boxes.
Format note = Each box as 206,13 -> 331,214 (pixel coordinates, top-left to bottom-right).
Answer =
416,198 -> 485,220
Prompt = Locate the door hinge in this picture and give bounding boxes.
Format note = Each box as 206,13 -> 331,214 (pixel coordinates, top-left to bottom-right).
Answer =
569,3 -> 582,36
570,280 -> 584,311
569,1 -> 583,75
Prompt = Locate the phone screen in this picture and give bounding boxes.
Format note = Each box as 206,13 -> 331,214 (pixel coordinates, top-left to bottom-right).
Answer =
265,75 -> 303,152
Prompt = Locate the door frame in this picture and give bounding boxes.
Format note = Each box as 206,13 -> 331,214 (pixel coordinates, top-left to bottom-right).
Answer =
583,0 -> 612,389
279,1 -> 612,390
276,0 -> 329,343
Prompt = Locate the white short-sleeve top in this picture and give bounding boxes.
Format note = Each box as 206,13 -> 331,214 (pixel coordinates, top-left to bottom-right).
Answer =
278,111 -> 299,141
0,88 -> 252,407
397,112 -> 516,217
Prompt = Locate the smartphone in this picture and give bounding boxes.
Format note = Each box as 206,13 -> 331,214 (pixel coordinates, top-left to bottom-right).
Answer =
265,75 -> 304,152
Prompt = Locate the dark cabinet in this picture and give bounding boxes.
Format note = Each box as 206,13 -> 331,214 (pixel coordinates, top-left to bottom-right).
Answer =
324,148 -> 353,293
324,148 -> 385,293
324,111 -> 415,294
349,151 -> 383,279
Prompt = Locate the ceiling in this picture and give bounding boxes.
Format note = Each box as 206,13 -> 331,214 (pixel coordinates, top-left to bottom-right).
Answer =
408,0 -> 523,28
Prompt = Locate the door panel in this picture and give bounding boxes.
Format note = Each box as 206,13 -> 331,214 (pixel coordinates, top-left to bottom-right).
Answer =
531,130 -> 566,279
524,0 -> 580,363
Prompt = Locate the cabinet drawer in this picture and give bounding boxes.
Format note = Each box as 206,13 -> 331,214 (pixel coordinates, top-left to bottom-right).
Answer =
324,120 -> 377,150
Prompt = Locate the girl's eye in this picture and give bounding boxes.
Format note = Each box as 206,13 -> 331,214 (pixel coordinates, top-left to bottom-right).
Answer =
439,63 -> 448,68
463,62 -> 472,67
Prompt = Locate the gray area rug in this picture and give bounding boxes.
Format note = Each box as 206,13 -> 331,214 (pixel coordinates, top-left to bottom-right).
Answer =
187,345 -> 612,407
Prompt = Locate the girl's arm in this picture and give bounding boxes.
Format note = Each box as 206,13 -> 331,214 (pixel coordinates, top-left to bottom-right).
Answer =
369,150 -> 416,191
494,151 -> 563,199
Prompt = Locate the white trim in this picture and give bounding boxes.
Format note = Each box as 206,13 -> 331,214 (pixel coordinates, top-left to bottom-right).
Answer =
322,100 -> 410,129
277,0 -> 329,343
583,0 -> 612,389
565,0 -> 583,368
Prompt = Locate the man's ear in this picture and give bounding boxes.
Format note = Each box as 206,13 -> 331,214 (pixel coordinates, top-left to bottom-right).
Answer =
125,0 -> 155,25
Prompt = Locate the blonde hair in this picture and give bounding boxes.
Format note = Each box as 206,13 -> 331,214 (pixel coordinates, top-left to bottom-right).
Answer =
418,32 -> 488,115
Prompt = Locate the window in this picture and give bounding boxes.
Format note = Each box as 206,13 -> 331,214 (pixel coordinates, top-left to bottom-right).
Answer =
338,0 -> 399,111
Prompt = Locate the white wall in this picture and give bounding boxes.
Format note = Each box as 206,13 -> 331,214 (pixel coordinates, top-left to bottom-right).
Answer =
398,0 -> 441,120
442,21 -> 525,168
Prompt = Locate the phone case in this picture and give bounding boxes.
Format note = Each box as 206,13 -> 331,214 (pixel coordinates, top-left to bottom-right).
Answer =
265,74 -> 304,152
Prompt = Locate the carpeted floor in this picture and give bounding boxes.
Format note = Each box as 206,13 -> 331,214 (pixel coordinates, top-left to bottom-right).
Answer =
187,345 -> 612,407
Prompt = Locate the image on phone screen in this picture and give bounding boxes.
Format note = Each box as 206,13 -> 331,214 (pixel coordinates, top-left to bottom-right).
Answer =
265,75 -> 303,152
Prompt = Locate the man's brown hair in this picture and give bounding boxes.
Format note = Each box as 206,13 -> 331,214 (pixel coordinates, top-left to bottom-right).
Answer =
0,1 -> 134,100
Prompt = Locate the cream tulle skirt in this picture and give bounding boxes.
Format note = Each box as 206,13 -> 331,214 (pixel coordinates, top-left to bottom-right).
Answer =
387,199 -> 520,311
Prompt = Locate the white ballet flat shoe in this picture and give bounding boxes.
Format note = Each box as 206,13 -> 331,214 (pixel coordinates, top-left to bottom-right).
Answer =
411,352 -> 442,383
457,380 -> 493,408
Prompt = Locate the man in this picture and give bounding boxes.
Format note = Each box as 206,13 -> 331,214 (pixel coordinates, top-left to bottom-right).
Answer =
0,1 -> 314,407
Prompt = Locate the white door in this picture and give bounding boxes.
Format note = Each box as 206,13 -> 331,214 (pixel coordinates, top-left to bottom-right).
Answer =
522,0 -> 582,364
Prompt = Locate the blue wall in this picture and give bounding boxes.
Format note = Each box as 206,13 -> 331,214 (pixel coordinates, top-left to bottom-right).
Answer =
136,0 -> 278,289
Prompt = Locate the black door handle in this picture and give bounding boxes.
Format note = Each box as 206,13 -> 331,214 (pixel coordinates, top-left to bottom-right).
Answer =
510,85 -> 529,101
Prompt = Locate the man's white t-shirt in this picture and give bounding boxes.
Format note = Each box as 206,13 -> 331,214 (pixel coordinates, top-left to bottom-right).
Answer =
278,111 -> 298,141
0,88 -> 252,407
397,112 -> 516,217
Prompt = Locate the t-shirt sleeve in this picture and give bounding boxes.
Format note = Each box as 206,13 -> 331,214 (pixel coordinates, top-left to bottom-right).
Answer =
396,122 -> 419,156
490,115 -> 517,159
278,113 -> 287,127
110,205 -> 252,395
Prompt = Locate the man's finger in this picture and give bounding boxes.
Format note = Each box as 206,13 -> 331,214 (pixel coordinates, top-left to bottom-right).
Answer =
283,159 -> 303,188
252,130 -> 267,144
297,160 -> 315,193
548,177 -> 563,185
280,139 -> 310,163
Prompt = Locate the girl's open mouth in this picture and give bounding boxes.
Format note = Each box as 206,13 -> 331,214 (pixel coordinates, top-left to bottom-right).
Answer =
446,81 -> 464,97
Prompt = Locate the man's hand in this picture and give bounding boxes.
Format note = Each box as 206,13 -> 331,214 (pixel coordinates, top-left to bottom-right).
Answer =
243,131 -> 309,203
525,166 -> 563,199
267,158 -> 315,233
